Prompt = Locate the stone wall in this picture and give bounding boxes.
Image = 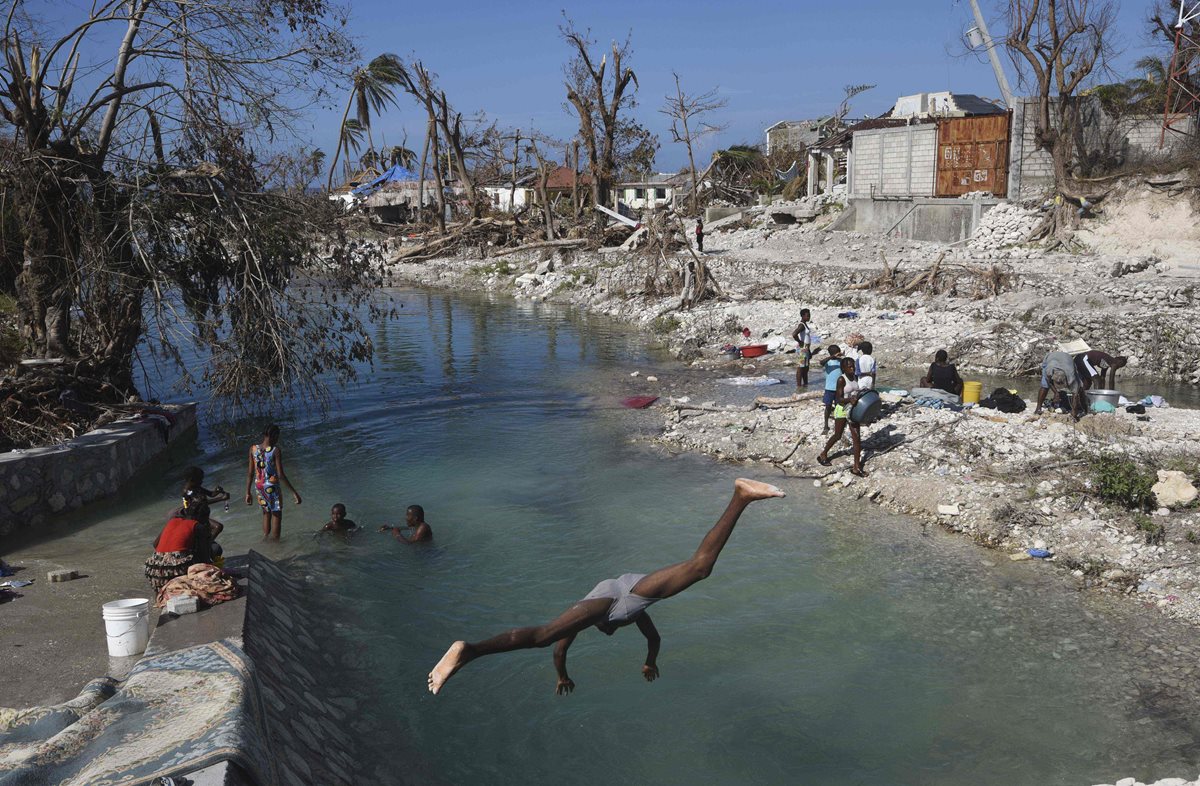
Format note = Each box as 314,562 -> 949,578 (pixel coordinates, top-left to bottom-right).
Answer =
243,552 -> 432,785
0,404 -> 197,538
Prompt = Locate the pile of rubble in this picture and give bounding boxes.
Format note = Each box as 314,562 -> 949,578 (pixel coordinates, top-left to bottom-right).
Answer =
967,202 -> 1043,251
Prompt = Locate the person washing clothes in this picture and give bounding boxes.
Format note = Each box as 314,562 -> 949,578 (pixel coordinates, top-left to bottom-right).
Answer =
920,350 -> 964,396
1036,350 -> 1085,419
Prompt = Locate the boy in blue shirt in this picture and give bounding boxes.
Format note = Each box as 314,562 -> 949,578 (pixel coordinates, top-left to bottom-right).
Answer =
822,345 -> 843,434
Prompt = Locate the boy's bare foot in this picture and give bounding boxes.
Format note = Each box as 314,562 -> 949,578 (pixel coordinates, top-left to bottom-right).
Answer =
428,641 -> 468,695
733,478 -> 786,501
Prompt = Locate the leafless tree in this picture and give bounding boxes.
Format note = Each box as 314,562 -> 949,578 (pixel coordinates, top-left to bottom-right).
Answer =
0,0 -> 388,419
1004,0 -> 1116,233
561,17 -> 639,214
660,73 -> 726,214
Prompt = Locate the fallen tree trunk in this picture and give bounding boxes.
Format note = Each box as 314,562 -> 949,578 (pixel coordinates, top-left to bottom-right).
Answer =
490,238 -> 589,258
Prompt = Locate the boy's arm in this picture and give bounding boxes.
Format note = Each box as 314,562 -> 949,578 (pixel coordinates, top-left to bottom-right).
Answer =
275,448 -> 302,504
635,614 -> 661,681
553,634 -> 577,695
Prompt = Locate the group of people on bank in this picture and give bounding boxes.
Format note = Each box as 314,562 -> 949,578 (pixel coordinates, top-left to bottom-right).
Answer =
789,310 -> 1128,476
145,424 -> 432,598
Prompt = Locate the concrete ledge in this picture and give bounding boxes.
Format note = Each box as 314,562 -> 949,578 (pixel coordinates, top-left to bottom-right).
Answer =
844,196 -> 1001,243
0,403 -> 197,538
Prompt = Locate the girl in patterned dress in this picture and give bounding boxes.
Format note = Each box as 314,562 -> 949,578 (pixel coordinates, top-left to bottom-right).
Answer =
244,424 -> 302,540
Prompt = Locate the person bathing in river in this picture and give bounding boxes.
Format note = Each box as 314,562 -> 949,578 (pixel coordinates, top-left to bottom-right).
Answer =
920,349 -> 964,396
817,357 -> 867,477
181,466 -> 229,540
426,478 -> 785,696
380,505 -> 432,543
245,424 -> 302,540
1074,350 -> 1127,392
792,308 -> 813,387
321,503 -> 359,534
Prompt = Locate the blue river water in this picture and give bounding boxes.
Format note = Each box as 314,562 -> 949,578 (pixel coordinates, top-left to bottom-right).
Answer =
25,289 -> 1200,785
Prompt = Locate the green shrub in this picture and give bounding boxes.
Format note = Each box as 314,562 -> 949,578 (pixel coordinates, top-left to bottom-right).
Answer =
651,314 -> 681,335
1187,530 -> 1199,544
1133,513 -> 1165,545
1090,455 -> 1156,511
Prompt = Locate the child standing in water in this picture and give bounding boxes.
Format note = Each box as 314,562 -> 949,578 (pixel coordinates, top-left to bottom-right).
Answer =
245,424 -> 302,540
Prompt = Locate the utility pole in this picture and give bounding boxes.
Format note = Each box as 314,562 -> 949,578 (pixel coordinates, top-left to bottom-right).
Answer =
967,0 -> 1015,108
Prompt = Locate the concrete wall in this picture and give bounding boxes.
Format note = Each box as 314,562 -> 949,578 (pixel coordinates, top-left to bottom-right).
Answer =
0,404 -> 197,538
851,125 -> 938,198
847,197 -> 998,243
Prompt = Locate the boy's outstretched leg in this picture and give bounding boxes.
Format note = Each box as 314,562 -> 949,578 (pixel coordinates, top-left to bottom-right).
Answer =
428,597 -> 611,695
631,479 -> 784,601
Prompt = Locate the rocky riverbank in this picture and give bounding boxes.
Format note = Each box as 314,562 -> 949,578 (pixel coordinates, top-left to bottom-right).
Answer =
382,201 -> 1200,635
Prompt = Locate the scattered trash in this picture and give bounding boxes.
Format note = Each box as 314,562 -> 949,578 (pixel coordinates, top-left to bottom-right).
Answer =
1009,552 -> 1033,561
621,396 -> 659,409
877,313 -> 899,320
837,311 -> 859,319
630,371 -> 640,377
0,579 -> 33,589
646,376 -> 659,383
1139,395 -> 1169,408
719,376 -> 782,387
1027,548 -> 1053,559
1125,403 -> 1146,414
1138,579 -> 1166,595
0,560 -> 13,578
937,504 -> 961,516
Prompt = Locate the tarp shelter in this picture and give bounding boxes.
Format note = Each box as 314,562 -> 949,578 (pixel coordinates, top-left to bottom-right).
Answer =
352,164 -> 418,196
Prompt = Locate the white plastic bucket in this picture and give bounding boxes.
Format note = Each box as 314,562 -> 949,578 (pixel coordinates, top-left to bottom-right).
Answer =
102,598 -> 151,657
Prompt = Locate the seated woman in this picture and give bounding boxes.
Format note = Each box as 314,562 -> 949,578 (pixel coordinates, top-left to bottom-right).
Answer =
921,349 -> 964,396
146,500 -> 212,595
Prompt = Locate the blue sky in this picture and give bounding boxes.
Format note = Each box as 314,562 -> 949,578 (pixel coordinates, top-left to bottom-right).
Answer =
308,0 -> 1163,170
42,0 -> 1168,171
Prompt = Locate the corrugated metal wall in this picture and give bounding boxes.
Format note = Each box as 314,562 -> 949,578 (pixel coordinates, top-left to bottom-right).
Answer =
935,115 -> 1010,197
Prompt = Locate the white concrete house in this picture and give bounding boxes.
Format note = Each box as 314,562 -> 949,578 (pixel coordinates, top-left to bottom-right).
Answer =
617,173 -> 684,212
482,174 -> 536,212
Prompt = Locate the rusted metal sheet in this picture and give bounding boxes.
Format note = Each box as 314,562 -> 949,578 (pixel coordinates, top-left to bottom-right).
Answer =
935,114 -> 1010,197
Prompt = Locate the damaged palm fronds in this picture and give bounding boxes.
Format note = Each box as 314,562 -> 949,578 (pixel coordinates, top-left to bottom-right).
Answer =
848,251 -> 1014,300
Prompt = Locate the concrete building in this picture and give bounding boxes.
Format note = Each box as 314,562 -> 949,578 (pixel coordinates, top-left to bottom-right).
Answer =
764,117 -> 841,155
481,174 -> 536,212
617,173 -> 686,212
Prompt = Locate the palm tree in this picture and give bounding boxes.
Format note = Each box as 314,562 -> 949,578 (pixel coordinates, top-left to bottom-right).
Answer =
1131,55 -> 1170,112
327,53 -> 405,189
388,145 -> 418,170
308,149 -> 326,183
336,119 -> 366,182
